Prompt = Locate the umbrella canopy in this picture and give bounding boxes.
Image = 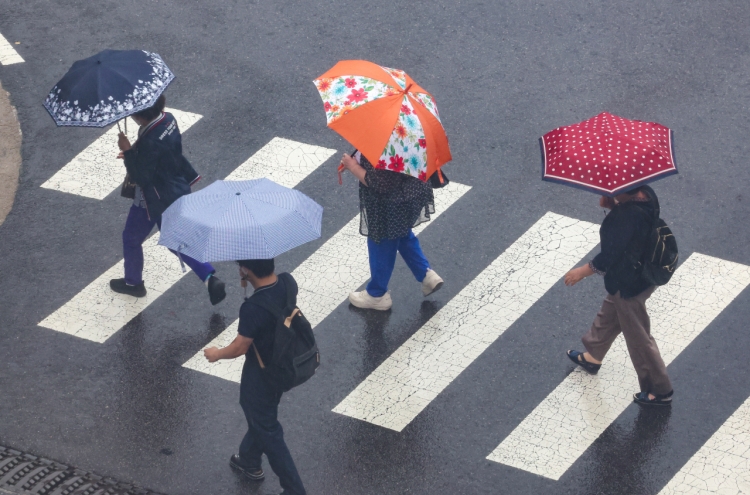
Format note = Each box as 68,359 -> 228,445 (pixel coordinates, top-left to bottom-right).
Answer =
159,179 -> 323,263
44,49 -> 174,127
314,60 -> 452,182
541,112 -> 677,197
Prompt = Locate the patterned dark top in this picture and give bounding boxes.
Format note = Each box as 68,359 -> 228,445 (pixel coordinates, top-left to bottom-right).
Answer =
357,153 -> 435,242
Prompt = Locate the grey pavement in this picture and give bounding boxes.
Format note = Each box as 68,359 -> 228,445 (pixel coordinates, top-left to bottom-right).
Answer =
1,1 -> 750,494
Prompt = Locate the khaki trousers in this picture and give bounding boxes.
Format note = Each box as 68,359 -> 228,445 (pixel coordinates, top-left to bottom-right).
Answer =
582,286 -> 673,395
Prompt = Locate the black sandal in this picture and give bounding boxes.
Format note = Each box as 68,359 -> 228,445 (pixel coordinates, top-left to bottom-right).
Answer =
633,390 -> 673,407
566,350 -> 601,375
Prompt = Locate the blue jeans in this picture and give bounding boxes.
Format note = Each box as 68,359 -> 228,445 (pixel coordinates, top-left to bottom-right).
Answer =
122,205 -> 215,285
239,362 -> 306,495
366,230 -> 430,297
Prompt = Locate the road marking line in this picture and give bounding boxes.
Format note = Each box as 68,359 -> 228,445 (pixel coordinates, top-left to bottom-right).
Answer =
487,253 -> 750,480
0,34 -> 23,65
331,212 -> 600,431
182,181 -> 472,383
40,109 -> 202,200
658,395 -> 750,495
38,138 -> 336,343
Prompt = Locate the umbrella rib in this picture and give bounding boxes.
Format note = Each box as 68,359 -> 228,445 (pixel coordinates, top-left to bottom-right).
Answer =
235,198 -> 274,257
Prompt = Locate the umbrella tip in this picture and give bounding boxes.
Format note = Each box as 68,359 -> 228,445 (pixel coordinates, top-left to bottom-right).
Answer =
236,192 -> 241,195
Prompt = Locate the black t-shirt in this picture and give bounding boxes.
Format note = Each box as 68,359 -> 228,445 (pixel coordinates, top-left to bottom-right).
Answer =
238,274 -> 296,367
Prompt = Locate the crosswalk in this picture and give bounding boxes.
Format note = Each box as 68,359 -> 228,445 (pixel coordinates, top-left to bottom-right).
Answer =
658,396 -> 750,494
40,109 -> 202,199
333,212 -> 600,431
0,33 -> 23,65
32,118 -> 750,492
38,137 -> 336,342
182,181 -> 471,382
487,253 -> 750,480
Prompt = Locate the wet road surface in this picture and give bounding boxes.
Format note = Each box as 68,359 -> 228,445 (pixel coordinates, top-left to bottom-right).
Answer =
2,1 -> 750,494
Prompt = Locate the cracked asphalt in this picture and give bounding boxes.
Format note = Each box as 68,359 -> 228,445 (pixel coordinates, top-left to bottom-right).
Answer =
2,1 -> 750,494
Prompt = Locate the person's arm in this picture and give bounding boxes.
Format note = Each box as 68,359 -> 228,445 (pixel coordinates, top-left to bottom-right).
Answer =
591,208 -> 637,273
203,334 -> 253,363
340,154 -> 367,185
564,262 -> 595,286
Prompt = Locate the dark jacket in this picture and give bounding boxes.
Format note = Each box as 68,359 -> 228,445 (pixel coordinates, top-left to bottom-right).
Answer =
591,187 -> 659,298
123,112 -> 200,220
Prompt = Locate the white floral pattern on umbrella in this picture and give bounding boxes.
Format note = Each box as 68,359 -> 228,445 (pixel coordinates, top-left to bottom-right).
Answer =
44,50 -> 174,128
316,76 -> 395,124
374,96 -> 428,179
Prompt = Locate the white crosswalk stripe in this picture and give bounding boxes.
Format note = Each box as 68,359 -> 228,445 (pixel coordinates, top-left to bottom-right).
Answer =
332,212 -> 600,431
487,253 -> 750,480
182,181 -> 472,382
40,109 -> 202,199
38,137 -> 336,343
0,33 -> 23,65
658,395 -> 750,494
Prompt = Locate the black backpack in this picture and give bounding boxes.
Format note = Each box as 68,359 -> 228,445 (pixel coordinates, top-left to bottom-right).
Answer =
248,273 -> 320,392
634,186 -> 679,286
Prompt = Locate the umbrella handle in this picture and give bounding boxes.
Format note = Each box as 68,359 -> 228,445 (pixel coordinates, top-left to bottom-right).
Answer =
115,118 -> 128,135
177,244 -> 187,273
338,149 -> 358,185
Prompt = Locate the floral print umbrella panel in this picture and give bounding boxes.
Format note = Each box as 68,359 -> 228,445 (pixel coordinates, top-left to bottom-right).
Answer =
314,60 -> 452,181
44,49 -> 174,127
541,112 -> 677,197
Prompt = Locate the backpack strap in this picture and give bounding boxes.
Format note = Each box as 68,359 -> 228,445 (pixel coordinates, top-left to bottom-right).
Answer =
277,272 -> 298,312
245,274 -> 296,369
252,343 -> 266,369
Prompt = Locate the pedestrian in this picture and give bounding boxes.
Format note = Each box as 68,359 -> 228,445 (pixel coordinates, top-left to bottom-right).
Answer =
563,185 -> 673,406
203,259 -> 307,495
339,151 -> 444,311
112,94 -> 226,305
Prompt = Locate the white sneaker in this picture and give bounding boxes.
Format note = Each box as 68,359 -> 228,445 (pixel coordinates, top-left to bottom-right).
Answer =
422,269 -> 444,296
348,290 -> 392,310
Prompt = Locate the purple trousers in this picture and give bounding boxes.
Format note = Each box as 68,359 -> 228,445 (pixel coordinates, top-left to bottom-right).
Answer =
123,205 -> 215,285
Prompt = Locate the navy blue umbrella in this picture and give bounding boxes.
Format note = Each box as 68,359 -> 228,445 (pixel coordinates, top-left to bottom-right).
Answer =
43,49 -> 174,127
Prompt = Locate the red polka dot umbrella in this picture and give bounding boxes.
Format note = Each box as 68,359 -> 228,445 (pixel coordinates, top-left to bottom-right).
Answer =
541,112 -> 677,197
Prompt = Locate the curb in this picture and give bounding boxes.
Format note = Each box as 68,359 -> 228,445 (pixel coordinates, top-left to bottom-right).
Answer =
0,79 -> 21,228
0,446 -> 168,495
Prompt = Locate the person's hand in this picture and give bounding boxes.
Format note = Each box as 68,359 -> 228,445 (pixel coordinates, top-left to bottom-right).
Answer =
340,153 -> 360,173
117,151 -> 124,159
599,196 -> 616,209
117,132 -> 132,152
564,266 -> 587,286
203,347 -> 221,363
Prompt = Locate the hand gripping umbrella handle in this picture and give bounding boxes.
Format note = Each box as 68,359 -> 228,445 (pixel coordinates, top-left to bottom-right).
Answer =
338,149 -> 358,185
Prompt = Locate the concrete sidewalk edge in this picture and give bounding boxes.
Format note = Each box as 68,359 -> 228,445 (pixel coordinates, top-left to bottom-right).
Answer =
0,80 -> 21,228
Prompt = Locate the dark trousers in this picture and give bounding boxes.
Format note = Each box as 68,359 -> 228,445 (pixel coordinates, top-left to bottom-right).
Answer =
582,286 -> 673,396
239,362 -> 306,495
366,230 -> 430,297
122,205 -> 215,285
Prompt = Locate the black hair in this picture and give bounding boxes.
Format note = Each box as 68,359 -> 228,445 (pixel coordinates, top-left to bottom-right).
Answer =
237,259 -> 275,278
133,94 -> 166,122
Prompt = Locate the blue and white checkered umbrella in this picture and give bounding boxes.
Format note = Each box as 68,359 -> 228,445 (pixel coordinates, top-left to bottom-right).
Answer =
158,179 -> 323,263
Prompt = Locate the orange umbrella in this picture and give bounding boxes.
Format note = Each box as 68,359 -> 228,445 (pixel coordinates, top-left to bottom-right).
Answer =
314,60 -> 451,182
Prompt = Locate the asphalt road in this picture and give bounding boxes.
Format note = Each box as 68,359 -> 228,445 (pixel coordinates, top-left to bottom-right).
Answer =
2,1 -> 750,494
